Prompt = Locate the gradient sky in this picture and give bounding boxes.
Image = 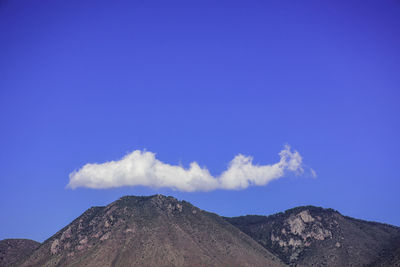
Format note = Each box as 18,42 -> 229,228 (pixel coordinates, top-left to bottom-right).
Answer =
1,0 -> 399,242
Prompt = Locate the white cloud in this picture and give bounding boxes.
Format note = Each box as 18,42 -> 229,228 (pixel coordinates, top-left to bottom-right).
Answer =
67,145 -> 313,192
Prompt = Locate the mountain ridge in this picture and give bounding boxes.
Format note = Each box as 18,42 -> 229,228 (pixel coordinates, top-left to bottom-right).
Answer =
17,194 -> 284,267
2,195 -> 399,267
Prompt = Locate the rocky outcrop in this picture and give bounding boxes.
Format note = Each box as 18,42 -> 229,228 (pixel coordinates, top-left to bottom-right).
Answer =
268,209 -> 333,262
226,206 -> 400,266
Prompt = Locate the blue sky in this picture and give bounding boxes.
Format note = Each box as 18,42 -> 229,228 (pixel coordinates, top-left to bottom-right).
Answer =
1,0 -> 399,242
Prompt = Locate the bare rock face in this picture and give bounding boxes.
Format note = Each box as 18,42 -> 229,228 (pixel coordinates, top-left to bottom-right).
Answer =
268,209 -> 333,262
0,239 -> 40,267
19,195 -> 285,267
226,206 -> 400,266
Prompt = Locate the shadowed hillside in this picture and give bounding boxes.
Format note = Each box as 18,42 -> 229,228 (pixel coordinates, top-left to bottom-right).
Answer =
225,206 -> 400,266
0,239 -> 40,267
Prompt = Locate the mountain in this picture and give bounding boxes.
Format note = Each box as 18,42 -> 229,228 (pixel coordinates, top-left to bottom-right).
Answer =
0,239 -> 40,267
7,196 -> 400,266
369,234 -> 400,267
19,195 -> 284,267
225,206 -> 400,266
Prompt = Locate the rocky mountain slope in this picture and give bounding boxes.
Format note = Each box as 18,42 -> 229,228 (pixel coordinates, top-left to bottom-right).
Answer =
0,239 -> 40,267
225,206 -> 400,266
19,195 -> 284,267
5,196 -> 400,266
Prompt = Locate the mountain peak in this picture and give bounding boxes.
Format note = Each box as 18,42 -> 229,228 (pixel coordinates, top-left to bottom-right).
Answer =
283,205 -> 339,215
115,194 -> 181,207
20,195 -> 284,267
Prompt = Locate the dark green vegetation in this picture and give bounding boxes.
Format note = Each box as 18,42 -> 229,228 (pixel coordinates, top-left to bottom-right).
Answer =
2,196 -> 400,266
226,206 -> 400,266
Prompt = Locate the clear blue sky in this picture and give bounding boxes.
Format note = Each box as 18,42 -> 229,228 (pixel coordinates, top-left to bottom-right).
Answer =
1,0 -> 399,242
